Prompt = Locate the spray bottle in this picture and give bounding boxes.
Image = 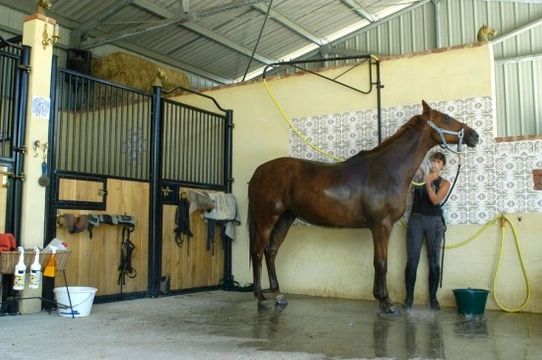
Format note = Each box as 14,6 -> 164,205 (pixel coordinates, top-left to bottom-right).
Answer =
13,246 -> 26,290
43,245 -> 57,278
28,247 -> 42,289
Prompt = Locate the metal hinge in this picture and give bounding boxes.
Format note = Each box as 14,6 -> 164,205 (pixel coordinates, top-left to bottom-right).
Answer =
13,146 -> 27,154
0,171 -> 25,187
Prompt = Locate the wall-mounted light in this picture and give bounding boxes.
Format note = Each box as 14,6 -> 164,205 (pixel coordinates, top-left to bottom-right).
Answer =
42,22 -> 60,50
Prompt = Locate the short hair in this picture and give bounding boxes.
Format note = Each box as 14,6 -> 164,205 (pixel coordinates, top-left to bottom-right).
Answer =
430,151 -> 447,166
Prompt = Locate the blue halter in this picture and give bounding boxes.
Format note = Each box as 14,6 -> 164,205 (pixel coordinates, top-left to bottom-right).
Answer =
427,120 -> 465,154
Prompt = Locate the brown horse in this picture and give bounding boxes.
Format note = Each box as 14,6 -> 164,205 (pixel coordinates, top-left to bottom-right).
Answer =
247,100 -> 480,314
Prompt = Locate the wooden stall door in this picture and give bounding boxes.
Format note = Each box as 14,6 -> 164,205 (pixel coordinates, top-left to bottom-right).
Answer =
55,178 -> 149,296
161,192 -> 225,291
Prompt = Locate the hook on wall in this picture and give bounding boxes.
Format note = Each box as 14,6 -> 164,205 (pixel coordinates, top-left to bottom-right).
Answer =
32,140 -> 48,160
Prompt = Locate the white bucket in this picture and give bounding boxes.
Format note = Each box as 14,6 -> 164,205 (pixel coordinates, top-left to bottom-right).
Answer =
53,286 -> 98,318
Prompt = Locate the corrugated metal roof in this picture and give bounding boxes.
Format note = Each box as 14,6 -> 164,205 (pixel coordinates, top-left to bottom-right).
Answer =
0,0 -> 424,84
1,0 -> 541,137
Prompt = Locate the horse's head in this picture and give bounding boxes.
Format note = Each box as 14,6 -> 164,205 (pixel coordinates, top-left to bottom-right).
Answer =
482,24 -> 497,37
421,100 -> 479,153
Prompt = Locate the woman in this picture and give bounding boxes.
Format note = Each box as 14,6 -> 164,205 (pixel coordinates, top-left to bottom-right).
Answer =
404,152 -> 450,311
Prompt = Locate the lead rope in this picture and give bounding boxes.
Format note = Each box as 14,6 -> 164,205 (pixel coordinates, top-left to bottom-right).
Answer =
174,196 -> 193,257
439,157 -> 462,287
118,225 -> 137,291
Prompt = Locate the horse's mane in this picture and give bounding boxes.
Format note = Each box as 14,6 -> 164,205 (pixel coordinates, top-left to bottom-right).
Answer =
379,115 -> 425,146
346,115 -> 425,160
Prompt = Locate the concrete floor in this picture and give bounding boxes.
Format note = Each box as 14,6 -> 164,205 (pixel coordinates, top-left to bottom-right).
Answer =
1,290 -> 541,360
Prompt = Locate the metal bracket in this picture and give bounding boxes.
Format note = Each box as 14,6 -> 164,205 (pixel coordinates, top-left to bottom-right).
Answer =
97,189 -> 107,196
161,186 -> 173,198
12,146 -> 27,154
0,171 -> 25,187
18,64 -> 31,72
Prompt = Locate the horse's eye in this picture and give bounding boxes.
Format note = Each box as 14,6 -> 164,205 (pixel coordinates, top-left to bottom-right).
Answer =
443,115 -> 451,123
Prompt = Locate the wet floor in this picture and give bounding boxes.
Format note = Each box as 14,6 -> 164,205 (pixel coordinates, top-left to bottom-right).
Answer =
1,291 -> 541,359
213,292 -> 541,359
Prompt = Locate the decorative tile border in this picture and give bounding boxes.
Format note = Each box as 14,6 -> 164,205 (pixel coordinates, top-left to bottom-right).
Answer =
289,96 -> 542,225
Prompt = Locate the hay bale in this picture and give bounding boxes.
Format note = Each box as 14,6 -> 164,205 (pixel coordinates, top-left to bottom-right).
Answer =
91,52 -> 191,93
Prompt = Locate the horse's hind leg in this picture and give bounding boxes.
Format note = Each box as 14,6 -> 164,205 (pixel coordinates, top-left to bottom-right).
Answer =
250,229 -> 271,307
265,212 -> 295,307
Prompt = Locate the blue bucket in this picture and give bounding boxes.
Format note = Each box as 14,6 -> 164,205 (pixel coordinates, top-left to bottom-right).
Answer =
452,288 -> 490,316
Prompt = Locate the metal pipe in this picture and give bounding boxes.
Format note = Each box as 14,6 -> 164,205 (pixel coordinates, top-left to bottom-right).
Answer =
263,55 -> 375,95
222,109 -> 234,286
44,55 -> 58,247
148,83 -> 163,298
432,0 -> 441,48
12,45 -> 31,242
375,58 -> 383,144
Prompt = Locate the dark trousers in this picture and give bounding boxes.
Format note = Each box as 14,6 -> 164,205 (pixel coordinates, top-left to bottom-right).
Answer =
405,214 -> 444,300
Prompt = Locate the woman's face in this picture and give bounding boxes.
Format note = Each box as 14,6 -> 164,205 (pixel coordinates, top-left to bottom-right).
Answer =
431,157 -> 445,171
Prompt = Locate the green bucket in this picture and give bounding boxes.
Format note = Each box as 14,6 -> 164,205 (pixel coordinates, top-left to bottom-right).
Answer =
452,288 -> 490,316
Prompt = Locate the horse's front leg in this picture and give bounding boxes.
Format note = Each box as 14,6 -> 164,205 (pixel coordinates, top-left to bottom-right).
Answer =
371,224 -> 399,315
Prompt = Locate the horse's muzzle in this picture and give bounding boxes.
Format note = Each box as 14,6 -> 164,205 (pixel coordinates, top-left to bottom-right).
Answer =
466,129 -> 480,147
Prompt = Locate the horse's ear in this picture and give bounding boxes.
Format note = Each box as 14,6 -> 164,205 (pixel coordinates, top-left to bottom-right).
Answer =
422,100 -> 431,114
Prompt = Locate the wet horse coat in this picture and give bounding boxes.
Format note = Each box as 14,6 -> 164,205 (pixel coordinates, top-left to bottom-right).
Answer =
248,100 -> 480,314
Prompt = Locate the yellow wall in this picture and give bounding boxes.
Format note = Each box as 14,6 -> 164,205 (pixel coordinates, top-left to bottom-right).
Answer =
173,44 -> 542,314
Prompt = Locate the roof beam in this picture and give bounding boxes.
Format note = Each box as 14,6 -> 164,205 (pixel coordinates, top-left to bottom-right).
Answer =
81,17 -> 185,48
77,0 -> 135,36
178,21 -> 276,64
128,0 -> 276,63
251,3 -> 327,46
341,0 -> 377,22
491,15 -> 542,45
71,0 -> 136,46
113,38 -> 234,84
292,0 -> 431,63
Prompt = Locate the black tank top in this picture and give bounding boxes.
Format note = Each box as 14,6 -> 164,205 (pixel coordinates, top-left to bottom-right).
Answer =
411,176 -> 442,217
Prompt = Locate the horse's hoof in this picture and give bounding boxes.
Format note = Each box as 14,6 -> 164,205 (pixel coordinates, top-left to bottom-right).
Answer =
274,300 -> 288,311
275,294 -> 288,306
257,300 -> 272,310
387,305 -> 400,316
379,304 -> 400,316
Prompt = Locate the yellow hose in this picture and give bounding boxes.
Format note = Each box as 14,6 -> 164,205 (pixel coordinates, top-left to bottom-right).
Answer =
263,55 -> 379,162
443,213 -> 531,312
491,214 -> 531,312
262,78 -> 343,162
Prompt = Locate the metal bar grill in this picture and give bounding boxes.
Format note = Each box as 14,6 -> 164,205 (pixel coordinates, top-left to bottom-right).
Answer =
161,99 -> 226,186
0,44 -> 21,159
54,70 -> 229,188
54,70 -> 153,180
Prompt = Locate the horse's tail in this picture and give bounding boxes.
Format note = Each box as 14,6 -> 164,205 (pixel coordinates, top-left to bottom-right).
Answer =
247,199 -> 256,268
